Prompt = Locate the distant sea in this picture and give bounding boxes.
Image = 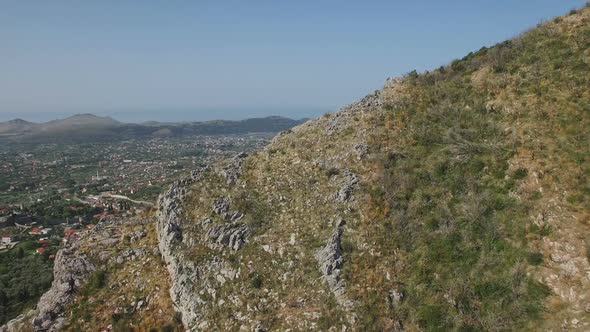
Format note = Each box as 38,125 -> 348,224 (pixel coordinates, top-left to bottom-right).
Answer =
0,108 -> 332,123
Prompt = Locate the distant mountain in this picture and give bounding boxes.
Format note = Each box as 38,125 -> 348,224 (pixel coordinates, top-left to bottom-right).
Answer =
43,113 -> 120,127
0,118 -> 36,135
0,114 -> 305,143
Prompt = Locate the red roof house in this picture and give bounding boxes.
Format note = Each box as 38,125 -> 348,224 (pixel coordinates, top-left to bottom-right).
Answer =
64,229 -> 77,236
30,228 -> 42,235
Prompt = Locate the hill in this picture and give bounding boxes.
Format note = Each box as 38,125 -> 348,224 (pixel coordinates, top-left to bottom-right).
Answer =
0,119 -> 36,135
152,5 -> 590,330
3,4 -> 590,332
41,114 -> 120,128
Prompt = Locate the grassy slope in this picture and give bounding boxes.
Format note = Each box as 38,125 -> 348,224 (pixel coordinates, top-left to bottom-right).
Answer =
175,5 -> 590,331
365,6 -> 590,330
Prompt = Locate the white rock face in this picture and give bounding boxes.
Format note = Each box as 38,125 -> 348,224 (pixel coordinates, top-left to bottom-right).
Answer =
156,171 -> 205,328
315,218 -> 352,309
336,171 -> 359,203
32,246 -> 95,331
155,166 -> 246,330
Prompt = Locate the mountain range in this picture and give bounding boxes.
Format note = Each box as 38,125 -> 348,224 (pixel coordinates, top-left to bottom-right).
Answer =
0,114 -> 305,143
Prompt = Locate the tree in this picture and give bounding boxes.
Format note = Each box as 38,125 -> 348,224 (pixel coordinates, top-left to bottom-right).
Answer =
0,289 -> 7,304
15,247 -> 24,259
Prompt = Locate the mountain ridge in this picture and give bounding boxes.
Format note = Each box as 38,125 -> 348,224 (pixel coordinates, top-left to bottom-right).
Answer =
150,5 -> 589,330
0,114 -> 306,143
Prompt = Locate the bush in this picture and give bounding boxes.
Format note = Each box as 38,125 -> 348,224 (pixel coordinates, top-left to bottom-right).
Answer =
527,252 -> 544,265
325,167 -> 339,178
250,273 -> 263,289
160,325 -> 174,332
513,167 -> 528,179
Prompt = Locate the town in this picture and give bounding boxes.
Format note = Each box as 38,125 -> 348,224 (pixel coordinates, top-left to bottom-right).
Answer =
1,133 -> 273,231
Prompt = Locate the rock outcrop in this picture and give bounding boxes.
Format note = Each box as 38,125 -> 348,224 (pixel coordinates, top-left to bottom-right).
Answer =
32,246 -> 95,331
336,171 -> 359,203
156,175 -> 205,328
315,219 -> 352,309
156,166 -> 248,329
206,222 -> 250,250
220,152 -> 247,185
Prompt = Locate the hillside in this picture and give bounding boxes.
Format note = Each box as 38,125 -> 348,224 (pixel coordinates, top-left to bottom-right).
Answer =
154,5 -> 589,330
0,119 -> 36,135
3,4 -> 589,332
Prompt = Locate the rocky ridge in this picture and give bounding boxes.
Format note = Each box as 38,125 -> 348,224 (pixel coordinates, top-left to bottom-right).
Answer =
151,7 -> 590,330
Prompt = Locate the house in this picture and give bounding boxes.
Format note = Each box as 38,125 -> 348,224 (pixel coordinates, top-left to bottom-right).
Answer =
41,228 -> 52,235
36,247 -> 46,254
29,228 -> 42,235
1,234 -> 12,244
38,239 -> 50,247
63,229 -> 79,243
48,254 -> 56,259
64,229 -> 77,236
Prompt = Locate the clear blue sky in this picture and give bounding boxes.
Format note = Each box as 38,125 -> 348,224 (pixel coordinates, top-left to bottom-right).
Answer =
0,1 -> 586,122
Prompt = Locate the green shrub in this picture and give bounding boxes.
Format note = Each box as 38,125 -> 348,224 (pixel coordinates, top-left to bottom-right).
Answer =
513,167 -> 528,179
250,273 -> 263,289
81,270 -> 107,296
527,252 -> 544,265
160,325 -> 174,332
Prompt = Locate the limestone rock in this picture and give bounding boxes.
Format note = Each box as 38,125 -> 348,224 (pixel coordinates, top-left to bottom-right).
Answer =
220,152 -> 248,185
336,171 -> 359,203
315,219 -> 352,308
32,248 -> 95,331
207,222 -> 250,251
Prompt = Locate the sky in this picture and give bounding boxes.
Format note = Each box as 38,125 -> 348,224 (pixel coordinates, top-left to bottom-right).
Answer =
0,0 -> 586,123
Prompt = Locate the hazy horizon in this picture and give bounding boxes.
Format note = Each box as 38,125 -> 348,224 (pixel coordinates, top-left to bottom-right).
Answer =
0,107 -> 325,124
1,1 -> 586,123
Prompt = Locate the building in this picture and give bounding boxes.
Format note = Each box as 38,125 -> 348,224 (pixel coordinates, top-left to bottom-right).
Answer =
36,247 -> 46,254
1,234 -> 12,244
29,227 -> 42,235
92,171 -> 109,181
